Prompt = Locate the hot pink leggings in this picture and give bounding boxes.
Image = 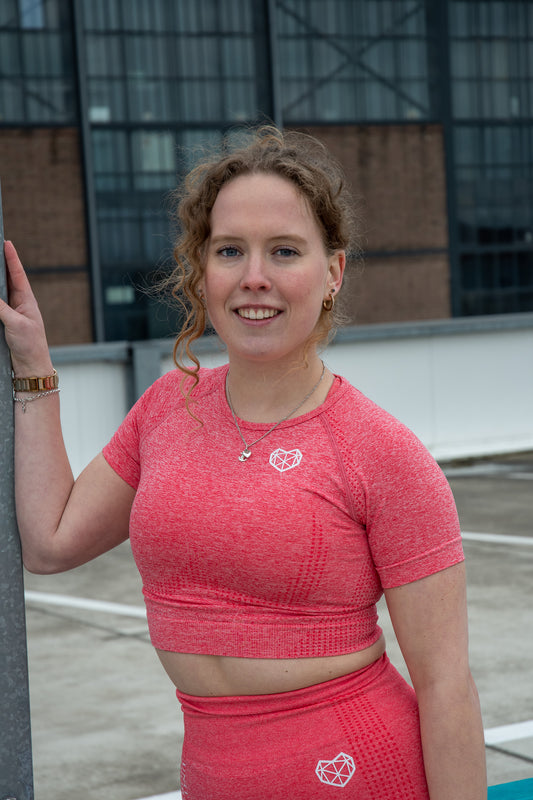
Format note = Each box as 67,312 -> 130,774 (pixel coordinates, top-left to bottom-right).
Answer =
177,654 -> 429,799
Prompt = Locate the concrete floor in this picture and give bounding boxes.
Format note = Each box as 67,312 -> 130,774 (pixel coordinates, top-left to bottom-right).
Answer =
20,451 -> 533,799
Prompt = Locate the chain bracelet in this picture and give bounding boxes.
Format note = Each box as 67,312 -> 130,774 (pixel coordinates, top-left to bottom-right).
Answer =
13,388 -> 60,413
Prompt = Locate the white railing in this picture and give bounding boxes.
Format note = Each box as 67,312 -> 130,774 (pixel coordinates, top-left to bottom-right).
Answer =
51,313 -> 533,477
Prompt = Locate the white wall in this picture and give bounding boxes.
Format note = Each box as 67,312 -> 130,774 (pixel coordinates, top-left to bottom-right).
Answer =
58,359 -> 131,477
322,326 -> 533,460
51,315 -> 533,476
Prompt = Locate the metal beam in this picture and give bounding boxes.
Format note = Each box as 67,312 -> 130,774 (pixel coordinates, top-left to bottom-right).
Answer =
0,185 -> 34,798
71,0 -> 106,342
266,0 -> 283,128
425,0 -> 462,317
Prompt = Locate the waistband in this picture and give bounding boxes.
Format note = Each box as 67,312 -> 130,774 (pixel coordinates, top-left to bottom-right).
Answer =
177,653 -> 391,718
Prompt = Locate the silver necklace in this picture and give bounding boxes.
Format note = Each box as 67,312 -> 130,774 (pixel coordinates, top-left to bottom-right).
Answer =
226,363 -> 326,462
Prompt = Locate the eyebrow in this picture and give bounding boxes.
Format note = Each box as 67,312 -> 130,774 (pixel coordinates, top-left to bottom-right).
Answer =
209,234 -> 309,246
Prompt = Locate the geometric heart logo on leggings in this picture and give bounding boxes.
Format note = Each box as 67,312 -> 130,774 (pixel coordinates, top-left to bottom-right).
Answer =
315,752 -> 356,787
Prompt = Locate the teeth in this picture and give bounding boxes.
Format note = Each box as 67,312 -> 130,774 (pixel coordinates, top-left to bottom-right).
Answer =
238,308 -> 279,320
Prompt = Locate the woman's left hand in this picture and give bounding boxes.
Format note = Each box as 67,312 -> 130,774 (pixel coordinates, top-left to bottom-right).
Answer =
0,240 -> 54,375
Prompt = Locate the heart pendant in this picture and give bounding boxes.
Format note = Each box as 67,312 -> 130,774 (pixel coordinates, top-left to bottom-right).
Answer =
238,449 -> 251,462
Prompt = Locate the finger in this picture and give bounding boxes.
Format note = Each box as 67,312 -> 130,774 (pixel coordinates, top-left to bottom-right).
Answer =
2,242 -> 40,322
3,240 -> 32,294
0,288 -> 22,326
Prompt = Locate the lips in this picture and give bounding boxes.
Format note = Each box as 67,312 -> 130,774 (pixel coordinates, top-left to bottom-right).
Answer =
236,307 -> 280,320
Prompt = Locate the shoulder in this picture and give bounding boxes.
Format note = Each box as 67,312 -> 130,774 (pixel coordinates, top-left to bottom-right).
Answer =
132,364 -> 227,429
324,375 -> 439,475
144,364 -> 224,399
326,376 -> 417,445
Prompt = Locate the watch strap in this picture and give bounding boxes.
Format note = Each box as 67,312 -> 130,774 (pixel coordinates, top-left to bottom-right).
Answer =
13,369 -> 58,393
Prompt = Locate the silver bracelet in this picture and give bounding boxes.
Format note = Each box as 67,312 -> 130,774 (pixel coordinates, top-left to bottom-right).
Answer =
14,388 -> 60,413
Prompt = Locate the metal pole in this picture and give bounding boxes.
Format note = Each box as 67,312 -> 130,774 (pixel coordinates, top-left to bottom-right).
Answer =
266,0 -> 283,128
0,182 -> 34,800
426,0 -> 461,317
71,0 -> 106,342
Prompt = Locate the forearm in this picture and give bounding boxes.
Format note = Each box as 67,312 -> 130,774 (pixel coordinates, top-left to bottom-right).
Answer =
14,384 -> 75,571
1,242 -> 132,573
418,675 -> 487,800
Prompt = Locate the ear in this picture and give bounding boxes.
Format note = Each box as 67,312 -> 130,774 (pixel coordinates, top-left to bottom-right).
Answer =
326,250 -> 345,297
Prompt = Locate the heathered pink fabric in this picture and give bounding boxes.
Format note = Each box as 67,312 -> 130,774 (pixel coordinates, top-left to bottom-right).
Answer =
178,655 -> 429,799
102,364 -> 463,658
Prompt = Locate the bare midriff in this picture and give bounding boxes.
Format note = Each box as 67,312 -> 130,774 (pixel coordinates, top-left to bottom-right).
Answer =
156,633 -> 386,697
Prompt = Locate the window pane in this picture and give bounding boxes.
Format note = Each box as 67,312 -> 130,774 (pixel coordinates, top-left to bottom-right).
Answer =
86,35 -> 123,77
83,0 -> 121,31
132,131 -> 176,175
277,0 -> 429,123
127,79 -> 173,122
0,33 -> 21,75
88,79 -> 126,122
0,0 -> 17,27
25,78 -> 72,121
22,32 -> 67,76
19,0 -> 45,29
0,79 -> 24,119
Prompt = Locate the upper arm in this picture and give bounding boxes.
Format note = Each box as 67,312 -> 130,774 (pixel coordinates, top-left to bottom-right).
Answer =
23,452 -> 136,574
384,562 -> 471,692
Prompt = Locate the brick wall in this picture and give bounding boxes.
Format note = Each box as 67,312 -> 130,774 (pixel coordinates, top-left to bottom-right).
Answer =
0,123 -> 452,344
306,124 -> 451,323
0,127 -> 93,344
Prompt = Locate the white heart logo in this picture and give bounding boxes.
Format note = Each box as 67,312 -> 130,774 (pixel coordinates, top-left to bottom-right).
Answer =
315,752 -> 356,787
269,448 -> 302,472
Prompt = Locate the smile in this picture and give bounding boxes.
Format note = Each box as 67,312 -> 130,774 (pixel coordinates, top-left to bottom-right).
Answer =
237,308 -> 280,320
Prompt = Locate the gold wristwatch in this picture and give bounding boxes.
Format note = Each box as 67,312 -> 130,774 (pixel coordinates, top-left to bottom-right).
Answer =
12,369 -> 59,392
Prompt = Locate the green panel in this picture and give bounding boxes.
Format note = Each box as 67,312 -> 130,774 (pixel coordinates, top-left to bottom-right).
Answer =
488,778 -> 533,800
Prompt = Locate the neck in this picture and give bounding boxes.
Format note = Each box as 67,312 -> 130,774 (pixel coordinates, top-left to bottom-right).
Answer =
225,355 -> 330,423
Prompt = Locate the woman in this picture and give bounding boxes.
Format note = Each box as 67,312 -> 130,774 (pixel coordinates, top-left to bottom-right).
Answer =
0,127 -> 486,799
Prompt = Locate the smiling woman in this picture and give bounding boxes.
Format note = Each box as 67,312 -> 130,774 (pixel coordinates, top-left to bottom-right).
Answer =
0,125 -> 486,799
166,127 -> 357,394
200,172 -> 345,376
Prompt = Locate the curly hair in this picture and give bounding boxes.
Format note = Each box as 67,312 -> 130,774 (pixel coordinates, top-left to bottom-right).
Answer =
164,125 -> 359,395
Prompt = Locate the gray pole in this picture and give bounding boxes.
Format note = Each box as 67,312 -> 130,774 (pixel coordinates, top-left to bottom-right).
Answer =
0,183 -> 34,799
71,0 -> 106,342
266,0 -> 283,128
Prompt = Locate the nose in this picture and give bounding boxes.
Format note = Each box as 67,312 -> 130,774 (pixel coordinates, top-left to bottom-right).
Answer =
239,252 -> 272,291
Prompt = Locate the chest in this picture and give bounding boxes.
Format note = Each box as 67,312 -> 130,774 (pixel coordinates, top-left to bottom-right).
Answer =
129,411 -> 378,607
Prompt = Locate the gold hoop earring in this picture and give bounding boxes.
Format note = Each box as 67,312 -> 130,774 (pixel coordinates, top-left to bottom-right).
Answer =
322,291 -> 335,312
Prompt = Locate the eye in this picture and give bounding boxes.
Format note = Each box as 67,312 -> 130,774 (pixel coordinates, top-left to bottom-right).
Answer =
217,245 -> 241,258
274,247 -> 299,258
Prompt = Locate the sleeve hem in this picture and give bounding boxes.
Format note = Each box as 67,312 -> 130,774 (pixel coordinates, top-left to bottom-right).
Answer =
102,443 -> 139,491
377,538 -> 465,589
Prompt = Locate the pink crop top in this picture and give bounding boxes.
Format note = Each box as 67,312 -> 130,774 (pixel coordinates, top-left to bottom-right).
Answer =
102,365 -> 464,658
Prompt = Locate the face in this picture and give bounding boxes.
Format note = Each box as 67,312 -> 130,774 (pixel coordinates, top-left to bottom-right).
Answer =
201,173 -> 345,369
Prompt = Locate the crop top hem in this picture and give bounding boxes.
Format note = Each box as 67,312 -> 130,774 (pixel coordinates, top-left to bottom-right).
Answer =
146,602 -> 384,659
143,532 -> 464,658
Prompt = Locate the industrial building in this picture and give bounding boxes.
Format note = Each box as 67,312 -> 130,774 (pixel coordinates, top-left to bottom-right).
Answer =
1,0 -> 533,344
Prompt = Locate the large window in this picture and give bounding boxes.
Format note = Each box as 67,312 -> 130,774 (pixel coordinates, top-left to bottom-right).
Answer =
83,0 -> 273,339
3,0 -> 532,338
454,125 -> 533,314
83,0 -> 267,125
450,1 -> 533,120
450,1 -> 533,315
0,0 -> 75,123
276,0 -> 431,123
